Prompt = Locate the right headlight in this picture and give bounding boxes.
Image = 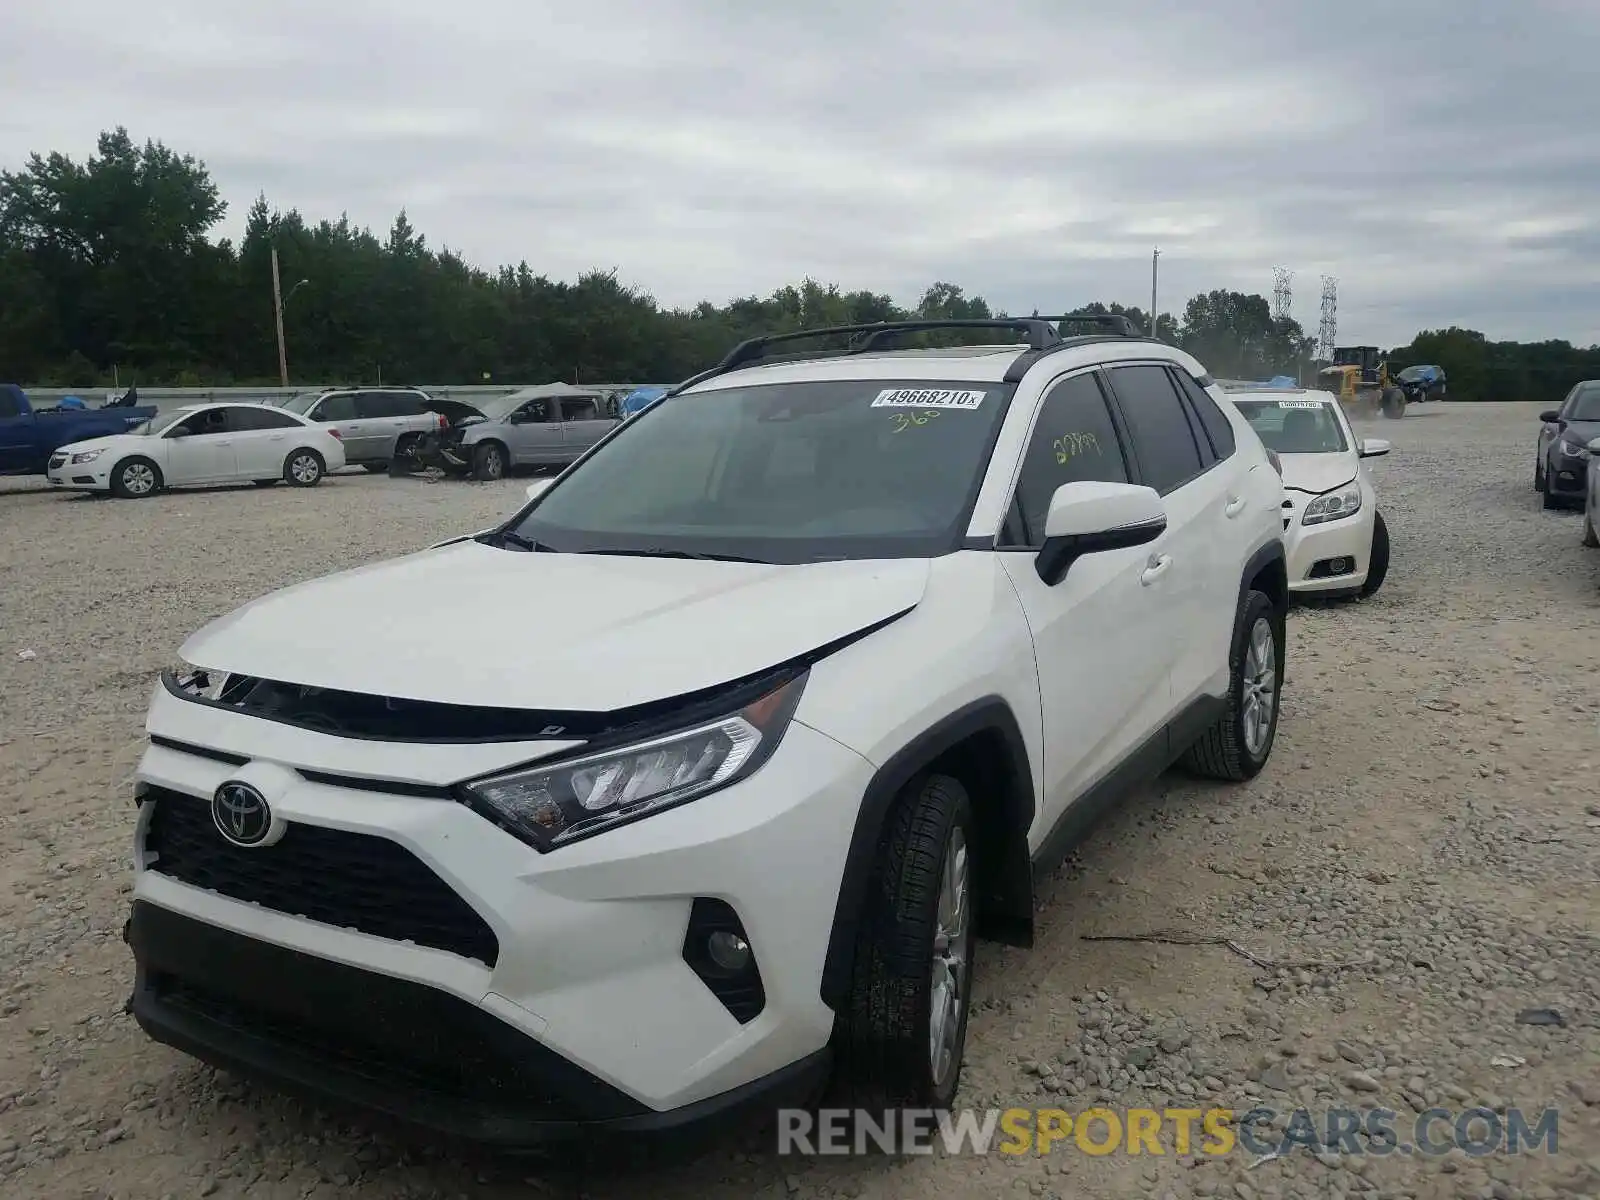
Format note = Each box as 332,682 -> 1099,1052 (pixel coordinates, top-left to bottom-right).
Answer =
1301,486 -> 1362,526
460,672 -> 807,850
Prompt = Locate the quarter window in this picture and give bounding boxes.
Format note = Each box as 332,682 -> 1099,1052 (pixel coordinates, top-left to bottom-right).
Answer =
1105,365 -> 1206,495
1007,372 -> 1130,546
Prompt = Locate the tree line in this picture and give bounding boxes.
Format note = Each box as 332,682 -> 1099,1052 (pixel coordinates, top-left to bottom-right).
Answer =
2,129 -> 1595,403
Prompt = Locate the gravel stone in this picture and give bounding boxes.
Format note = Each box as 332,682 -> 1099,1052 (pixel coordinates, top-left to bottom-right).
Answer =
1,402 -> 1595,1199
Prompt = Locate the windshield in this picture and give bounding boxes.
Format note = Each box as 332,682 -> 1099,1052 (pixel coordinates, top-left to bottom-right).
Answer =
501,378 -> 1014,563
280,392 -> 323,415
1234,398 -> 1349,454
131,408 -> 198,436
1567,386 -> 1600,421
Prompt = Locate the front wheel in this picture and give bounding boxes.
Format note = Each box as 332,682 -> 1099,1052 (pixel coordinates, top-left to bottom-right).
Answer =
839,774 -> 976,1109
1583,510 -> 1599,548
1542,469 -> 1561,510
110,457 -> 162,499
471,442 -> 507,481
1360,511 -> 1390,597
1380,387 -> 1406,419
1179,589 -> 1284,781
284,449 -> 325,487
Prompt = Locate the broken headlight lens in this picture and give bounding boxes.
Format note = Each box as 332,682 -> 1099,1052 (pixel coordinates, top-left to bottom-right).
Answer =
462,673 -> 807,850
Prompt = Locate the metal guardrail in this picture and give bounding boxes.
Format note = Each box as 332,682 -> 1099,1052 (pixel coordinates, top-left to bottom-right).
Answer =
20,383 -> 669,413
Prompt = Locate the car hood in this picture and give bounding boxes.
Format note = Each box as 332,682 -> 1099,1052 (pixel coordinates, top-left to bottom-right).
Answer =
1559,418 -> 1600,442
180,541 -> 929,711
55,433 -> 141,456
419,396 -> 489,425
1280,452 -> 1358,495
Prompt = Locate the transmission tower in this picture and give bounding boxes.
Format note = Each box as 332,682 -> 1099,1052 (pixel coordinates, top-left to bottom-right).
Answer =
1272,268 -> 1293,323
1316,276 -> 1338,362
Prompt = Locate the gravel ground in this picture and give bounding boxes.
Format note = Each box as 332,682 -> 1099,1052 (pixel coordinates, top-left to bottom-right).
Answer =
1,402 -> 1597,1200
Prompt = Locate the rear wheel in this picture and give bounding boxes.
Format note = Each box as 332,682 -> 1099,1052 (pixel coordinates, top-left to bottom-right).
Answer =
1583,510 -> 1599,548
839,775 -> 976,1109
1359,511 -> 1390,597
284,449 -> 325,487
110,457 -> 162,499
1180,589 -> 1284,781
1380,387 -> 1406,419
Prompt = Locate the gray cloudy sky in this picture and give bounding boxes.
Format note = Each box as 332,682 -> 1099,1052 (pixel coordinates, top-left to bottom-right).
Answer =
3,0 -> 1596,347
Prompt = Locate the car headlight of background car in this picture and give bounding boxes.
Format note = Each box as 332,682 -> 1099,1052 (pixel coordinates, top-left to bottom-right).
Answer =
1301,486 -> 1363,526
1559,437 -> 1590,458
461,672 -> 808,850
69,449 -> 104,464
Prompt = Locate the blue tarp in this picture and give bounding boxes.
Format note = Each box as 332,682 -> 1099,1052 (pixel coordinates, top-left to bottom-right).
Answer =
1266,375 -> 1298,388
620,386 -> 668,416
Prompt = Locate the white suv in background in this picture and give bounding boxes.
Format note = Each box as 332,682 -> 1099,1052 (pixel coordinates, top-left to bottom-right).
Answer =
125,316 -> 1288,1147
1226,386 -> 1392,599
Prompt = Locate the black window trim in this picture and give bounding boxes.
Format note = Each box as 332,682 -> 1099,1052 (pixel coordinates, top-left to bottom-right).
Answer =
1099,360 -> 1222,498
1169,367 -> 1237,463
993,365 -> 1138,552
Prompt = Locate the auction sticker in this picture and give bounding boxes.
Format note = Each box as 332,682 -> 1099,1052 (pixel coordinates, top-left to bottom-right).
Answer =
1276,399 -> 1326,409
871,388 -> 987,410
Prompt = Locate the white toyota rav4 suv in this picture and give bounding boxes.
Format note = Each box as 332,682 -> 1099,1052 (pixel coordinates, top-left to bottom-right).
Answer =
125,316 -> 1288,1147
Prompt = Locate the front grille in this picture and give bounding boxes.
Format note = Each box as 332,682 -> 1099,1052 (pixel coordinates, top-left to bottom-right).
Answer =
141,787 -> 499,966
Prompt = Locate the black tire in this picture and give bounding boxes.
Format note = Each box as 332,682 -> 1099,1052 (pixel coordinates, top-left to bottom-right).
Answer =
283,448 -> 325,487
363,462 -> 389,473
839,774 -> 977,1109
1359,511 -> 1390,598
1380,387 -> 1406,419
252,480 -> 278,488
1534,459 -> 1545,492
1582,511 -> 1599,548
110,457 -> 162,499
1542,468 -> 1560,510
471,441 -> 507,481
1179,589 -> 1284,782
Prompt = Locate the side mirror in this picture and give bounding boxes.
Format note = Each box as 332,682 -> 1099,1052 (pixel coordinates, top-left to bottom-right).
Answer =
1035,481 -> 1166,586
1587,437 -> 1600,455
1358,438 -> 1391,458
1539,410 -> 1561,424
524,478 -> 553,503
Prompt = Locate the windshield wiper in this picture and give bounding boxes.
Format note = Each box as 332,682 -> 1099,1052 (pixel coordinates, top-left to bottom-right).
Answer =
577,547 -> 769,564
479,529 -> 555,552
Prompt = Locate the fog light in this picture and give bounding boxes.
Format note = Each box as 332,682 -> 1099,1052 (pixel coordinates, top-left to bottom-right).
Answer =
707,930 -> 751,972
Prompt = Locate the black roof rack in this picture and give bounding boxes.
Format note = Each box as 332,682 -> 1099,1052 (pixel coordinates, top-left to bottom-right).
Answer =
667,312 -> 1149,396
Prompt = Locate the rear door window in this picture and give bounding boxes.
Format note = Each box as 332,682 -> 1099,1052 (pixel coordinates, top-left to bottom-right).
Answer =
1104,365 -> 1208,494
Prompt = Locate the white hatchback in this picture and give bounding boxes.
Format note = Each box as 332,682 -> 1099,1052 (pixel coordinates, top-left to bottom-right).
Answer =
48,402 -> 347,498
1227,388 -> 1391,598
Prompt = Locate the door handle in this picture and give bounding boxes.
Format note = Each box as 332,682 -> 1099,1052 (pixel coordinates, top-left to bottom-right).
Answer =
1141,554 -> 1172,586
214,440 -> 231,447
1224,495 -> 1246,518
269,434 -> 286,441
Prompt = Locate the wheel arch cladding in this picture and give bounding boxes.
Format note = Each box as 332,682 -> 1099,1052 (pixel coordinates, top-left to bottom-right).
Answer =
1243,540 -> 1288,613
819,697 -> 1036,1011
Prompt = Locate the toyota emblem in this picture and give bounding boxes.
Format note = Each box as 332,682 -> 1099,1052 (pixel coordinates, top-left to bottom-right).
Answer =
211,781 -> 273,847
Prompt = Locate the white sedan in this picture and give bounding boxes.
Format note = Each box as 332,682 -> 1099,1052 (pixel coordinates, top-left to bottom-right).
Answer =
1227,387 -> 1392,598
47,403 -> 347,499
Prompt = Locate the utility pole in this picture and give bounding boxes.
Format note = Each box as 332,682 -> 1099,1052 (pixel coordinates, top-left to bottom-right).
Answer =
1149,248 -> 1160,336
271,245 -> 289,388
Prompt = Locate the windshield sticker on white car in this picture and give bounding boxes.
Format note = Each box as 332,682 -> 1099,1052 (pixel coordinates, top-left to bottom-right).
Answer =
871,388 -> 987,410
1276,399 -> 1327,409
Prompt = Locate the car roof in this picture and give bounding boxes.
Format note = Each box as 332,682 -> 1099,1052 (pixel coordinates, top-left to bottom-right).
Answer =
686,339 -> 1204,392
